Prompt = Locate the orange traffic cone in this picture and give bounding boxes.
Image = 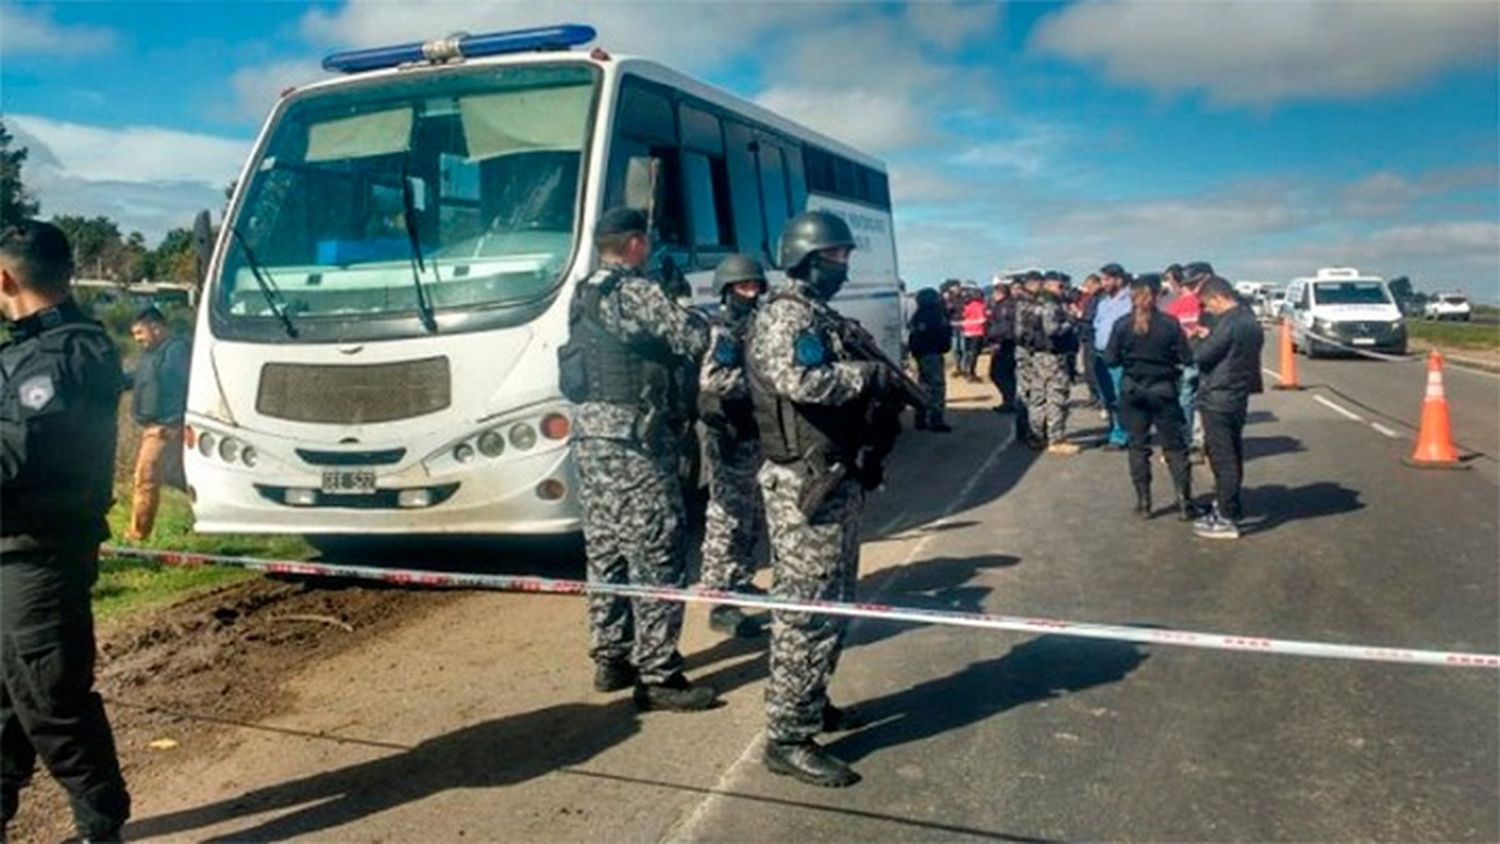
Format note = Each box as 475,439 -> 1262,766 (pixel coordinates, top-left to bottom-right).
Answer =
1404,350 -> 1469,470
1272,317 -> 1302,390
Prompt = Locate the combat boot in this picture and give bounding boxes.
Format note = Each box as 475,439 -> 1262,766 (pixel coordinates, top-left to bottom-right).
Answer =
633,673 -> 717,711
593,660 -> 637,693
709,605 -> 761,638
764,739 -> 861,787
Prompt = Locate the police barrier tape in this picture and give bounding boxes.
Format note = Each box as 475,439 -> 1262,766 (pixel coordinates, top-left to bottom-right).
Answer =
102,546 -> 1500,671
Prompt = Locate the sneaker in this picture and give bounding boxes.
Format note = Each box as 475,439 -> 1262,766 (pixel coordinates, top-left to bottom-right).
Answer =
1194,513 -> 1241,540
1046,441 -> 1081,456
593,660 -> 637,693
633,673 -> 718,711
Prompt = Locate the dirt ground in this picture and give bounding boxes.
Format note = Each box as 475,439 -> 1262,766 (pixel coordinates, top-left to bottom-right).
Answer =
9,573 -> 462,842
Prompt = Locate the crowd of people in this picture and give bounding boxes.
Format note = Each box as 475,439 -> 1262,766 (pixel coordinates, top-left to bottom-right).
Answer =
908,261 -> 1265,539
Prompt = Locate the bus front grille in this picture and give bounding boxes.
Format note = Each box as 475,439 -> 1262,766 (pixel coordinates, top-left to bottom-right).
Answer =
256,357 -> 451,425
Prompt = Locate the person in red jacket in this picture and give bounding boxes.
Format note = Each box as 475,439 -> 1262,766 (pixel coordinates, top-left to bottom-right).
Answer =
959,289 -> 987,382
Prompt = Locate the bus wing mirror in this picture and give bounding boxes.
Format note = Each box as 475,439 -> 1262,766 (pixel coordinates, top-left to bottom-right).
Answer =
192,209 -> 214,288
624,156 -> 660,224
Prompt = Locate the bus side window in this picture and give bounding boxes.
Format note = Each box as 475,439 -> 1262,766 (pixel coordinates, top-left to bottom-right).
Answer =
758,142 -> 790,245
724,121 -> 767,261
608,78 -> 687,247
680,104 -> 734,255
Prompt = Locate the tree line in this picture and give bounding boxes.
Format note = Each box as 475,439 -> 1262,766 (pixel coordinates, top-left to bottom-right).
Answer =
1,120 -> 205,285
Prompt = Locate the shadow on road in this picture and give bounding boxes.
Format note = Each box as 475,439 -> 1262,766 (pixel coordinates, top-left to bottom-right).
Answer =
829,635 -> 1148,764
1243,434 -> 1306,462
1241,481 -> 1364,535
123,699 -> 641,842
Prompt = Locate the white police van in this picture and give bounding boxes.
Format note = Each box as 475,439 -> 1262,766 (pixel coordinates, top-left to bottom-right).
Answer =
1284,268 -> 1406,357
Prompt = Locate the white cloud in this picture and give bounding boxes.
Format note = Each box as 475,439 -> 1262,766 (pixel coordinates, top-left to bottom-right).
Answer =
0,2 -> 116,58
1342,166 -> 1499,217
8,115 -> 247,186
1031,0 -> 1500,108
755,86 -> 939,154
7,117 -> 244,241
298,1 -> 830,74
229,58 -> 330,123
905,1 -> 1003,50
953,122 -> 1072,177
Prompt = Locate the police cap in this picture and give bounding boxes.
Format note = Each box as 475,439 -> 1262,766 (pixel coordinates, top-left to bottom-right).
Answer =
595,207 -> 648,238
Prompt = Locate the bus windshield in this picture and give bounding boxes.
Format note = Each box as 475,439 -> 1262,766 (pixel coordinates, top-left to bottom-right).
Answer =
1313,281 -> 1392,306
218,64 -> 597,334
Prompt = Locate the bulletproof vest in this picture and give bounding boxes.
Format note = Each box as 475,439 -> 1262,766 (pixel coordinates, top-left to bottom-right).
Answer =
700,325 -> 758,442
746,292 -> 864,465
561,271 -> 676,405
0,313 -> 120,543
1019,300 -> 1048,352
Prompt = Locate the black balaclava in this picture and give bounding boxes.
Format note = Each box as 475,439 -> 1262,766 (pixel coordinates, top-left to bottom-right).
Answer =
802,253 -> 849,300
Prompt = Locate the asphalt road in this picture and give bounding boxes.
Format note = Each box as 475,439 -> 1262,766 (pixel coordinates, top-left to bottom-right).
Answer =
115,342 -> 1498,842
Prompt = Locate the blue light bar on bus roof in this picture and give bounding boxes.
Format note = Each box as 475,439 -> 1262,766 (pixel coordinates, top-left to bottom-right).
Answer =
322,24 -> 597,74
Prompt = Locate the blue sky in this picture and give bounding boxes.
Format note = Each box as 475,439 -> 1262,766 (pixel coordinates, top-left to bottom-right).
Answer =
3,1 -> 1497,298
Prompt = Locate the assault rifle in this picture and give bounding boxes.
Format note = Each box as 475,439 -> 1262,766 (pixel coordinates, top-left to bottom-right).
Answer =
795,319 -> 937,517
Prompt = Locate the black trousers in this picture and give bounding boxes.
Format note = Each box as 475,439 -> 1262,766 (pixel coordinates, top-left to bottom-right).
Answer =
1,545 -> 130,837
1120,377 -> 1190,496
1200,405 -> 1248,520
988,342 -> 1017,409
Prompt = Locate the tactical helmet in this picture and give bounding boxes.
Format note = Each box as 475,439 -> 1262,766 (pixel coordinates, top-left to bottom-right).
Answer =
713,253 -> 767,292
778,210 -> 855,273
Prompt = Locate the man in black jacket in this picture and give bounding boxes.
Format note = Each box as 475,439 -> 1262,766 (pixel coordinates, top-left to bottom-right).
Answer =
1189,276 -> 1264,539
984,282 -> 1018,413
1,220 -> 131,842
123,306 -> 190,542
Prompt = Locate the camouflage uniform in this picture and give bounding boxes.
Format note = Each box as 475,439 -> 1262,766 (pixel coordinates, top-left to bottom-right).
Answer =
571,265 -> 709,683
747,282 -> 873,744
1032,294 -> 1073,444
1012,295 -> 1037,435
698,322 -> 764,591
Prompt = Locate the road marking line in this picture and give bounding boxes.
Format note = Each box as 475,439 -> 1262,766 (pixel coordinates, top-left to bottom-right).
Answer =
1313,394 -> 1365,422
1262,367 -> 1282,380
1371,422 -> 1402,438
662,424 -> 1015,843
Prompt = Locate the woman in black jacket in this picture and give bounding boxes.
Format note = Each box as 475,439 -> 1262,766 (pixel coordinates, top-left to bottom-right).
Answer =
1104,274 -> 1196,518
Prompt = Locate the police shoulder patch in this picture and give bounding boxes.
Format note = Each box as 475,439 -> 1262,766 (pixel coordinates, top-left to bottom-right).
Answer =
18,374 -> 55,410
793,331 -> 829,367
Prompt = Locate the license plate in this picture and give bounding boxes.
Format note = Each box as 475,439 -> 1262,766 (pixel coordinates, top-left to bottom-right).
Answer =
321,470 -> 377,495
1351,337 -> 1376,346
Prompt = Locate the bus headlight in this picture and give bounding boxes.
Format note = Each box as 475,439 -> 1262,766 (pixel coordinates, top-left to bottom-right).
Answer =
509,423 -> 537,450
242,446 -> 258,468
453,443 -> 476,464
198,431 -> 217,457
477,429 -> 506,457
219,437 -> 241,463
540,413 -> 570,440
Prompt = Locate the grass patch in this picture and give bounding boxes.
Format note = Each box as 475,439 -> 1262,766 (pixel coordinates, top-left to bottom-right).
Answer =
1408,320 -> 1500,351
96,487 -> 315,620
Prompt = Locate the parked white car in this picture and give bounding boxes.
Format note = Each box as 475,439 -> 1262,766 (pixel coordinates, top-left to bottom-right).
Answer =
1424,293 -> 1473,321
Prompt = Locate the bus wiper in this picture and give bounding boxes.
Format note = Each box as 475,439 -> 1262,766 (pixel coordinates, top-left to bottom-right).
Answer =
399,161 -> 439,333
227,225 -> 297,338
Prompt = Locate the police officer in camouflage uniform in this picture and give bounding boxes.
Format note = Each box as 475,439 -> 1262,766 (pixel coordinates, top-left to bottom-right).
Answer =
1,221 -> 131,842
1012,271 -> 1043,447
560,208 -> 716,711
748,210 -> 892,788
1033,271 -> 1081,455
698,254 -> 769,638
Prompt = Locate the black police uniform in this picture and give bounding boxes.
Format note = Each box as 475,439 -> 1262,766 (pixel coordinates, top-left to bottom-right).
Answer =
1,299 -> 131,839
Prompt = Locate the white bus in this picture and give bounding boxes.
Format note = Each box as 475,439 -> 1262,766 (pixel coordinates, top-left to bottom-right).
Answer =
183,25 -> 905,539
